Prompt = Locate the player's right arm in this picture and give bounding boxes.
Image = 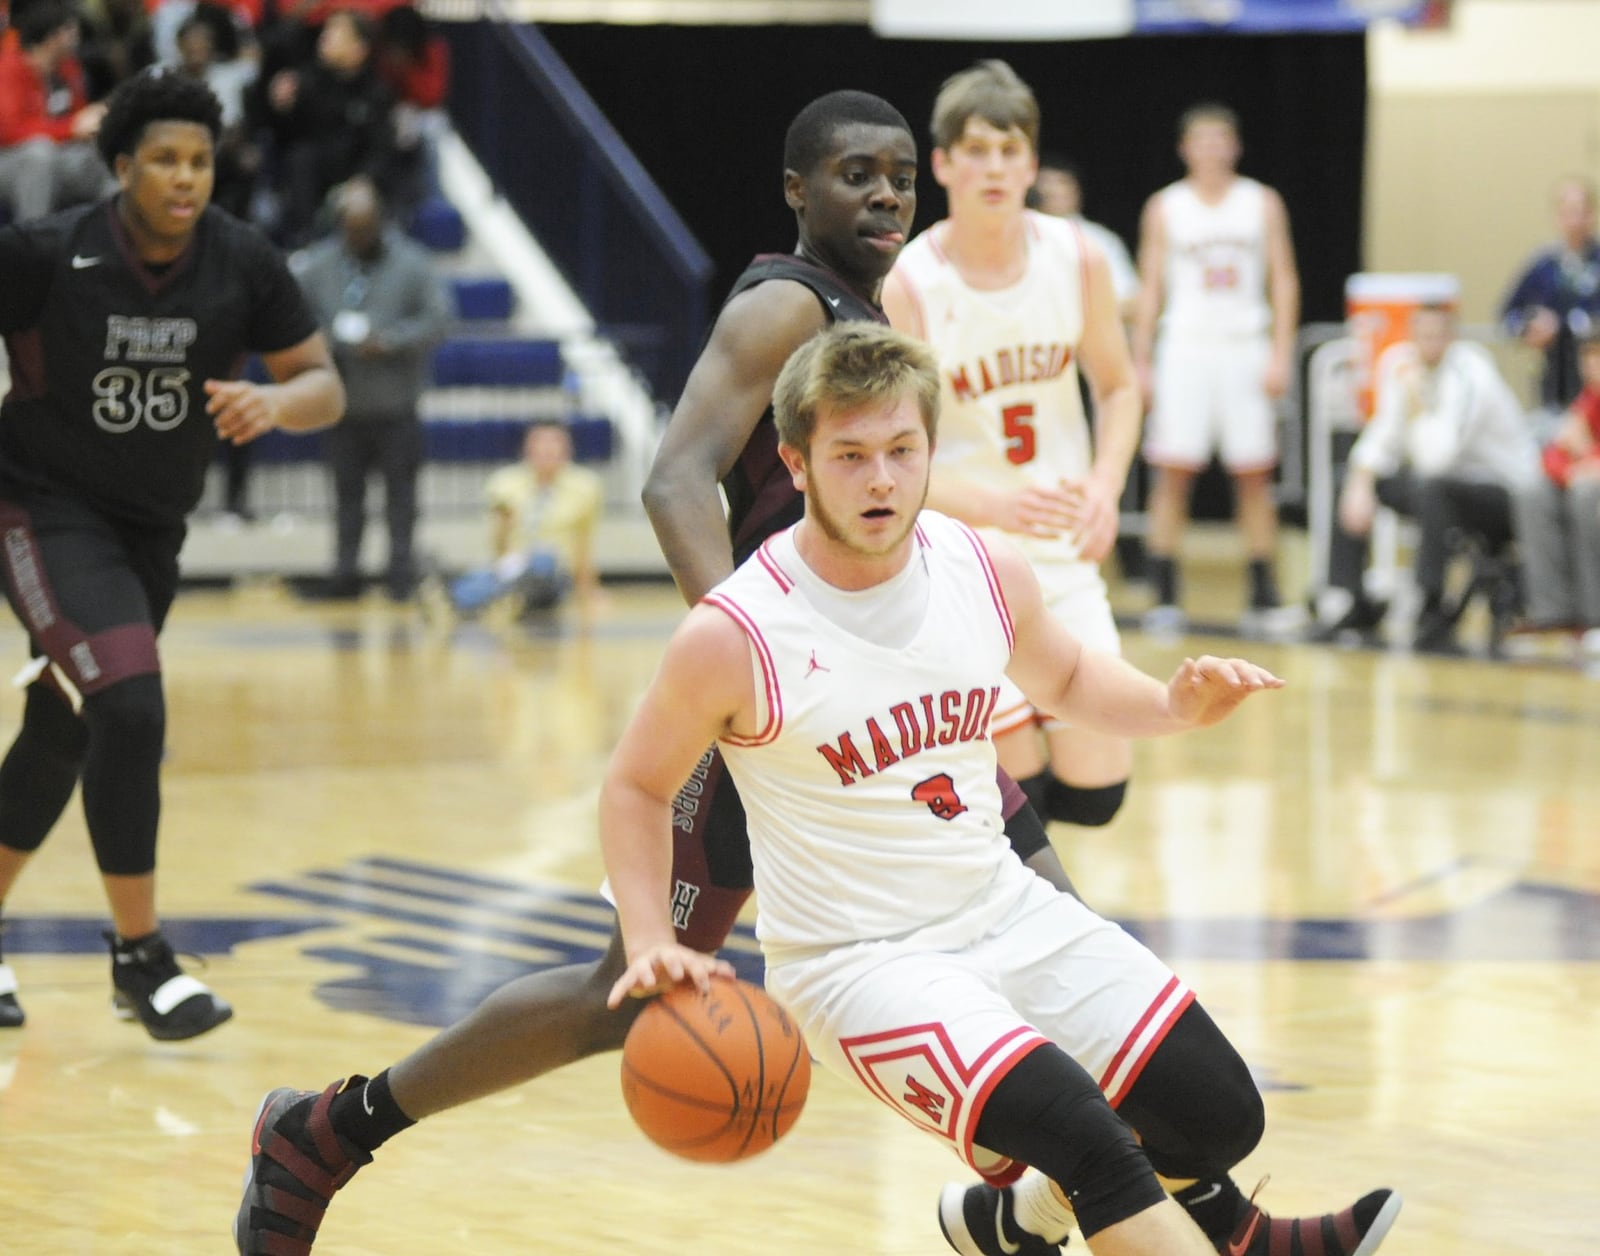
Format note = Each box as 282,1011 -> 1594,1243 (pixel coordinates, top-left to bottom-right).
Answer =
601,604 -> 752,1006
1130,193 -> 1167,406
641,281 -> 829,606
991,532 -> 1281,733
208,332 -> 344,443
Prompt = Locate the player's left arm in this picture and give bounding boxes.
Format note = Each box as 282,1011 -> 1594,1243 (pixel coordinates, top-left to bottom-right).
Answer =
208,331 -> 344,443
992,533 -> 1282,734
603,605 -> 749,1007
1263,188 -> 1301,399
1073,240 -> 1142,563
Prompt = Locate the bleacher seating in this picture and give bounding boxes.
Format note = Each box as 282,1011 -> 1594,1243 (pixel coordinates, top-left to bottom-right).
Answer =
448,276 -> 515,321
430,336 -> 564,388
409,194 -> 467,252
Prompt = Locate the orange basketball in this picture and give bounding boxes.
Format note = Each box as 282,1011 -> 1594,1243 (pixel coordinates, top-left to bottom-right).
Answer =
621,976 -> 811,1163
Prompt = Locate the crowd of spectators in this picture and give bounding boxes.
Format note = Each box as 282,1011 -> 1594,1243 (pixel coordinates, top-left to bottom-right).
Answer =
0,0 -> 450,239
1309,175 -> 1600,660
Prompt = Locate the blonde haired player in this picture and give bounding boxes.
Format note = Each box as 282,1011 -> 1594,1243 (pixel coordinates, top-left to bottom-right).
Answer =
604,323 -> 1398,1256
882,59 -> 1140,835
1131,103 -> 1303,639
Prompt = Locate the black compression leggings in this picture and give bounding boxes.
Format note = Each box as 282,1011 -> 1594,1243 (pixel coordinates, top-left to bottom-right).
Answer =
1116,1000 -> 1265,1179
0,675 -> 165,877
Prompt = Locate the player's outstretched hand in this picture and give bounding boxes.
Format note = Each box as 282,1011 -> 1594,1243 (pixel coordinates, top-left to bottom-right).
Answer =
608,944 -> 735,1009
206,379 -> 279,444
1167,655 -> 1284,728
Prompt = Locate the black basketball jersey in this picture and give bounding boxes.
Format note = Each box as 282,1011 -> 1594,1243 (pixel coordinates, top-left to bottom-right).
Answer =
0,200 -> 319,528
719,253 -> 886,564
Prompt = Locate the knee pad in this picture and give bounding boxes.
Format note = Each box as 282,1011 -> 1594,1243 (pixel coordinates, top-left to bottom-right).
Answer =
1046,778 -> 1127,828
81,674 -> 165,744
1018,769 -> 1051,819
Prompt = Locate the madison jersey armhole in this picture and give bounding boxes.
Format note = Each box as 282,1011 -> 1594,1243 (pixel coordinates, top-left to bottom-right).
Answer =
701,592 -> 781,748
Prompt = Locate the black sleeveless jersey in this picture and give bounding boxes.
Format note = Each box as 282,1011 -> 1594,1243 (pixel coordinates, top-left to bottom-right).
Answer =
0,201 -> 319,528
719,253 -> 886,564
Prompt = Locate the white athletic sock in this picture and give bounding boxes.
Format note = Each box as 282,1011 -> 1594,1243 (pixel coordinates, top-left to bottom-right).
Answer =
1012,1169 -> 1076,1243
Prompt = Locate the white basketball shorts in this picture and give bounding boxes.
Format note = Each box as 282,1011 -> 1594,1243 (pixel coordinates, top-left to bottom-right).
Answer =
764,864 -> 1192,1184
990,557 -> 1120,737
1144,334 -> 1277,472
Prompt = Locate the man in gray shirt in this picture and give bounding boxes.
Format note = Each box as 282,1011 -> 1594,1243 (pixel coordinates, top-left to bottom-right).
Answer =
294,176 -> 450,598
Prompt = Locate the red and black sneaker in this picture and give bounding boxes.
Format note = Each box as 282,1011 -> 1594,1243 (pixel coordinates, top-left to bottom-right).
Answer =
234,1079 -> 372,1256
1221,1179 -> 1402,1256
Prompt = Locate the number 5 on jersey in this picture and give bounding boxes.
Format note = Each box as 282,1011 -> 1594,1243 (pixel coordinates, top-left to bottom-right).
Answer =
1001,403 -> 1036,465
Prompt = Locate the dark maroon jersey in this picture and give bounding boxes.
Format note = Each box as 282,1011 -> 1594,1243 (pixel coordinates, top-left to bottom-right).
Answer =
0,200 -> 319,527
719,253 -> 886,564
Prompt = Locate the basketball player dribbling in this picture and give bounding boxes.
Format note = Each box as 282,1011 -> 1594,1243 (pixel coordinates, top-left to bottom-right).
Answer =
234,89 -> 1073,1255
0,69 -> 343,1041
1131,103 -> 1304,640
604,323 -> 1400,1256
882,60 -> 1138,838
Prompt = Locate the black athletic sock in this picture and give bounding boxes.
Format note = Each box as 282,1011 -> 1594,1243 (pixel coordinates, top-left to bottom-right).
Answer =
329,1069 -> 416,1153
1174,1176 -> 1247,1243
1146,556 -> 1178,606
1248,560 -> 1280,610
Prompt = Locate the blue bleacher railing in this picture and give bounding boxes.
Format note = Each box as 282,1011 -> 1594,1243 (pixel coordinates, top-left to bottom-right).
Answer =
438,14 -> 713,403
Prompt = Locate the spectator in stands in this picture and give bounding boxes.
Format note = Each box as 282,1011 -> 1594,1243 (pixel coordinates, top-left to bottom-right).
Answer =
1512,331 -> 1600,654
174,6 -> 259,218
260,7 -> 393,247
1320,304 -> 1537,654
441,420 -> 603,621
374,3 -> 447,219
1029,154 -> 1138,316
293,176 -> 448,599
78,0 -> 157,100
0,2 -> 116,221
1501,176 -> 1600,411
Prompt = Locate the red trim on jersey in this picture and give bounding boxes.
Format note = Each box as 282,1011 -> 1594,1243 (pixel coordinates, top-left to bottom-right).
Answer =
896,266 -> 930,339
988,697 -> 1034,738
1067,219 -> 1092,316
914,520 -> 929,548
754,536 -> 794,592
1101,977 -> 1195,1108
701,592 -> 783,747
951,521 -> 1015,652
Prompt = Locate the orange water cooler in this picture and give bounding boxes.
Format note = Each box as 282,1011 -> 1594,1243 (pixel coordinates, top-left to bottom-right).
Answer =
1344,273 -> 1460,416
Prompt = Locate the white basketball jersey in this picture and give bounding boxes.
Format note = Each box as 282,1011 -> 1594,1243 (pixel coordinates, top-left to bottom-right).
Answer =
706,512 -> 1018,965
1158,177 -> 1271,338
892,212 -> 1092,566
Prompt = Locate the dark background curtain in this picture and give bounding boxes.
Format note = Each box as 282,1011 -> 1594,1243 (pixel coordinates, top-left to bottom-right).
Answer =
539,24 -> 1366,323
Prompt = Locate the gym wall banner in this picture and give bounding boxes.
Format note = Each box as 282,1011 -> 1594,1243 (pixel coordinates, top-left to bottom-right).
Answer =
870,0 -> 1450,39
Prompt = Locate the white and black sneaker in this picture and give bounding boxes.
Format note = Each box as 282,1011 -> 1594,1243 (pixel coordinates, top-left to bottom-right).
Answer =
0,915 -> 22,1028
108,930 -> 232,1041
0,962 -> 22,1028
938,1182 -> 1069,1255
